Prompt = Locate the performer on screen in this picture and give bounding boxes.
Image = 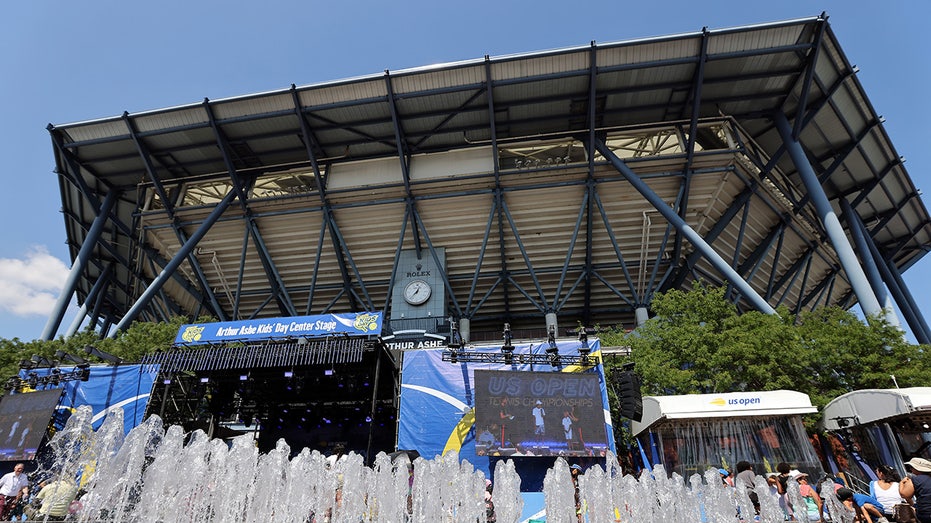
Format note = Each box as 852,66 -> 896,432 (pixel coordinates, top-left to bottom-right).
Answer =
532,400 -> 546,446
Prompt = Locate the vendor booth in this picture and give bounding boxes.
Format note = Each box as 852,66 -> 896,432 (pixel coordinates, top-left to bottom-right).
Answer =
821,388 -> 931,486
632,390 -> 820,477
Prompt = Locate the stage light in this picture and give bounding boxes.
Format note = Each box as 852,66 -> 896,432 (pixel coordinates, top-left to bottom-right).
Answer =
4,377 -> 21,392
446,317 -> 465,363
55,350 -> 87,365
30,354 -> 54,367
545,325 -> 560,367
83,345 -> 123,365
501,323 -> 515,365
240,375 -> 249,381
578,328 -> 591,365
200,377 -> 209,383
284,371 -> 294,378
26,373 -> 39,389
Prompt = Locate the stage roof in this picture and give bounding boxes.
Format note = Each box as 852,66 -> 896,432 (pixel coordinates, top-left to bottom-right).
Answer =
47,15 -> 931,338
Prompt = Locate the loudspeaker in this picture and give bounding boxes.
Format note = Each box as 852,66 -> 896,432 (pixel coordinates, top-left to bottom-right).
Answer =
615,370 -> 643,422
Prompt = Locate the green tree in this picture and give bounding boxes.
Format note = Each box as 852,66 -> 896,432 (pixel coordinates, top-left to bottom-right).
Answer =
0,316 -> 192,394
600,282 -> 931,426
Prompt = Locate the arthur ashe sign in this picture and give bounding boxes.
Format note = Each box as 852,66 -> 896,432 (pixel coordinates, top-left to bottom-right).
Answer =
174,312 -> 382,345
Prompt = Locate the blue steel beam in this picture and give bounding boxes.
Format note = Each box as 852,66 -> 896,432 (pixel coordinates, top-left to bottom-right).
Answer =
862,222 -> 931,343
591,137 -> 776,315
41,191 -> 118,340
202,99 -> 297,317
671,29 -> 709,266
592,190 -> 638,306
384,72 -> 422,257
64,264 -> 112,337
789,17 -> 827,140
122,112 -> 226,321
840,197 -> 900,327
583,43 -> 598,323
486,57 -> 514,319
291,87 -> 373,313
773,111 -> 883,319
111,189 -> 239,335
52,127 -> 222,318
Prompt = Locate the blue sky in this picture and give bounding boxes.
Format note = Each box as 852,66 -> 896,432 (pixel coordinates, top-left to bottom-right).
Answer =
1,1 -> 929,341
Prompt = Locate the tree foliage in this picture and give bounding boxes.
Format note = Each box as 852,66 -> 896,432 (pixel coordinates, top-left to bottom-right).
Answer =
599,282 -> 931,427
0,316 -> 192,394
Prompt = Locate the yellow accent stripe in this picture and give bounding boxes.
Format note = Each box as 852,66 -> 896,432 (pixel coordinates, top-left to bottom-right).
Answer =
444,408 -> 476,453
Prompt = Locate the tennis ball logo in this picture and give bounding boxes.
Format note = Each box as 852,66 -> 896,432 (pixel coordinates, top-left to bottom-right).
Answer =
353,313 -> 379,332
181,325 -> 205,342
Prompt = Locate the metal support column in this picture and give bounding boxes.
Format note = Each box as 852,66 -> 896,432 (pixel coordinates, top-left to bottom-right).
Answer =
863,232 -> 931,344
839,198 -> 901,327
111,189 -> 239,335
773,111 -> 883,319
64,265 -> 112,337
41,191 -> 118,340
591,138 -> 775,315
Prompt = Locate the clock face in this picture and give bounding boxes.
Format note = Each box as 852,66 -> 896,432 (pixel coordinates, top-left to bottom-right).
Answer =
403,279 -> 432,305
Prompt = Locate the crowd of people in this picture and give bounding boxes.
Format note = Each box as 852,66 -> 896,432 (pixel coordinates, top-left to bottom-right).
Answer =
0,463 -> 80,521
709,457 -> 931,523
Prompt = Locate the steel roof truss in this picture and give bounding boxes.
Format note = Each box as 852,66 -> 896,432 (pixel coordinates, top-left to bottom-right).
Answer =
591,189 -> 638,305
123,113 -> 226,321
203,99 -> 297,317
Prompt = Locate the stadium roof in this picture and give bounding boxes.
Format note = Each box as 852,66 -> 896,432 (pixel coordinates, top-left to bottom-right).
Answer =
46,14 -> 931,340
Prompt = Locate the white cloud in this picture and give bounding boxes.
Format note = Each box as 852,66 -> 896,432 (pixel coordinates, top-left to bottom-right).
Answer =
0,247 -> 70,316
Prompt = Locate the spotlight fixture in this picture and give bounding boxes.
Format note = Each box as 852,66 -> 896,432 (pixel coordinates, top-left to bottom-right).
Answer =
30,354 -> 55,368
55,350 -> 87,365
578,328 -> 591,365
447,317 -> 463,363
545,325 -> 560,367
501,323 -> 515,365
83,345 -> 123,365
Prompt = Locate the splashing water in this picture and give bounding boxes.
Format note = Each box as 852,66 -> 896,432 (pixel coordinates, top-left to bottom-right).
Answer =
40,406 -> 818,522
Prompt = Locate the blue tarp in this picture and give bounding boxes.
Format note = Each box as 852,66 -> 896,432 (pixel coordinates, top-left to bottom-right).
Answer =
397,340 -> 614,478
20,364 -> 159,435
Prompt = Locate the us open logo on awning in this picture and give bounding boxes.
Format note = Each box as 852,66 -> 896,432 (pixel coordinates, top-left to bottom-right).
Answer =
710,396 -> 762,407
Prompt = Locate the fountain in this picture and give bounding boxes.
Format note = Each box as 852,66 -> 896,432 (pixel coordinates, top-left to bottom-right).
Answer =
34,405 -> 849,522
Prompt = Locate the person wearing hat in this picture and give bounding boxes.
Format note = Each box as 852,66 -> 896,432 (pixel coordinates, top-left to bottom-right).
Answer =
900,457 -> 931,522
531,400 -> 546,445
718,468 -> 734,487
788,469 -> 824,521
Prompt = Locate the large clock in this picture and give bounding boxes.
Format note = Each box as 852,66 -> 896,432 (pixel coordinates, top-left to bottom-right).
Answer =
403,279 -> 432,305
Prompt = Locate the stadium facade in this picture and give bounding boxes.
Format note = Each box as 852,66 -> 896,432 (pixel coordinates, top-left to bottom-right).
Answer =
34,15 -> 931,452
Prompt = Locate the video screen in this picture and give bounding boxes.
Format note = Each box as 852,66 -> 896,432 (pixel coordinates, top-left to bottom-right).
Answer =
473,370 -> 608,457
0,389 -> 63,461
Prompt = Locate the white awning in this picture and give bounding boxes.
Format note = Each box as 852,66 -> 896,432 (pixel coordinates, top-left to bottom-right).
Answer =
632,390 -> 817,436
821,388 -> 931,431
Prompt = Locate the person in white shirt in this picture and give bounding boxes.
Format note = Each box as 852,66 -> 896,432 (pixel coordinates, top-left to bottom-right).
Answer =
870,464 -> 904,520
0,463 -> 29,520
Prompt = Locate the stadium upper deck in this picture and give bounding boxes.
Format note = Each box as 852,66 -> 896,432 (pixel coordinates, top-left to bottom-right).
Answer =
44,15 -> 931,343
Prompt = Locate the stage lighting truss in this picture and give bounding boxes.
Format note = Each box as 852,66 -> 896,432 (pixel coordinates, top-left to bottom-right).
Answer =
443,321 -> 597,367
440,350 -> 595,367
4,364 -> 91,393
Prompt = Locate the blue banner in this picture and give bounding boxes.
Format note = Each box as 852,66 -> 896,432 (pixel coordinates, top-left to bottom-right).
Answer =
174,312 -> 383,345
20,364 -> 159,435
398,340 -> 615,480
